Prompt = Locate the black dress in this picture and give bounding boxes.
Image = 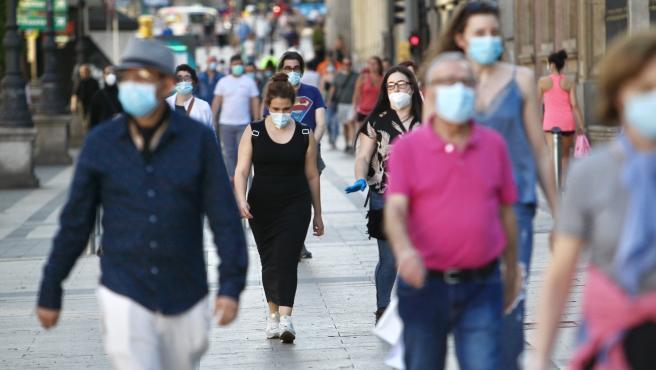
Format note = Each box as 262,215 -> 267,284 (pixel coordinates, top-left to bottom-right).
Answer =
248,120 -> 312,307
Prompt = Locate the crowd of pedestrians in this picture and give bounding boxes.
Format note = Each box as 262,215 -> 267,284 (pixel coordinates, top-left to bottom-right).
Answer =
35,1 -> 656,370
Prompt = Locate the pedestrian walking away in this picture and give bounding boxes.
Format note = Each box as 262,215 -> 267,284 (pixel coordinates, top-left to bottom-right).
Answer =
538,49 -> 586,186
71,63 -> 100,130
430,2 -> 559,367
212,55 -> 261,180
385,52 -> 521,370
328,57 -> 359,151
234,72 -> 324,344
88,65 -> 123,130
533,31 -> 656,370
351,57 -> 383,151
265,50 -> 327,259
36,37 -> 248,370
166,64 -> 214,129
345,65 -> 422,323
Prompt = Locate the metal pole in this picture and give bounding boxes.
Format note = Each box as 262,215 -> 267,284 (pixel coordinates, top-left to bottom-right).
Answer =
551,127 -> 562,191
76,0 -> 86,65
38,0 -> 66,114
0,0 -> 34,127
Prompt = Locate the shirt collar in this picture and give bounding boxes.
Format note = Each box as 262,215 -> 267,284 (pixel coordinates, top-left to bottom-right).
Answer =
119,107 -> 181,151
422,116 -> 482,153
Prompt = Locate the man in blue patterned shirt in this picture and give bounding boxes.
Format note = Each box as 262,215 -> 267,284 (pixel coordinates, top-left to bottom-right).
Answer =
36,38 -> 248,370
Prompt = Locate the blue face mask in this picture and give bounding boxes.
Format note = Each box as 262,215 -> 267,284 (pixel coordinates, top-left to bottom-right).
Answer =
468,36 -> 504,65
118,81 -> 159,117
625,89 -> 656,140
232,65 -> 245,76
435,82 -> 476,125
271,112 -> 292,129
287,71 -> 302,86
246,72 -> 256,80
175,81 -> 193,95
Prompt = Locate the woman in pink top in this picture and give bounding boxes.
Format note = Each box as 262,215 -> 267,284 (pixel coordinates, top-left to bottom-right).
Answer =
538,50 -> 585,182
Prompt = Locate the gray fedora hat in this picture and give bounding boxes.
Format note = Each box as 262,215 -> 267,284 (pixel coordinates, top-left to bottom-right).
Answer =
117,37 -> 175,76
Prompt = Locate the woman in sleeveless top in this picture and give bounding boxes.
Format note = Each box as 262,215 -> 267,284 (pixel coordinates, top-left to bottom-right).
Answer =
234,73 -> 324,344
539,50 -> 586,184
345,65 -> 422,323
430,2 -> 559,369
352,57 -> 383,137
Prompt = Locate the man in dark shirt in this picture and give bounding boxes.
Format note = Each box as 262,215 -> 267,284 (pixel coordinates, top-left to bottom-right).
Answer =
88,66 -> 122,130
71,64 -> 100,120
36,38 -> 248,370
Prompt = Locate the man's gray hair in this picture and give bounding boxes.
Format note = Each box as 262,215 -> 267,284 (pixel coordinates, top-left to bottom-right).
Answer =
424,52 -> 474,81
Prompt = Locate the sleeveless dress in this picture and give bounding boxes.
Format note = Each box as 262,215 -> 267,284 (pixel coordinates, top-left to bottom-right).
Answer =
247,120 -> 311,307
542,74 -> 576,133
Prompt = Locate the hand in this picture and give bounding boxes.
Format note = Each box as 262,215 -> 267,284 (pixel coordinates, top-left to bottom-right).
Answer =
238,200 -> 253,219
37,307 -> 60,329
345,179 -> 367,193
313,215 -> 324,236
503,263 -> 523,314
397,249 -> 426,289
214,296 -> 239,326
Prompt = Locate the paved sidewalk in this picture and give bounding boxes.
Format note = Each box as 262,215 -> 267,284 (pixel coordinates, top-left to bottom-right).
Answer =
0,146 -> 582,369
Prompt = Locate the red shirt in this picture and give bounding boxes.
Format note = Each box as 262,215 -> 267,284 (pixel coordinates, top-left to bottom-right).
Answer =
386,122 -> 517,270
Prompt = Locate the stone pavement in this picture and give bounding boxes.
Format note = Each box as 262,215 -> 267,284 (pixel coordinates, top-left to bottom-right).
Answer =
0,146 -> 583,369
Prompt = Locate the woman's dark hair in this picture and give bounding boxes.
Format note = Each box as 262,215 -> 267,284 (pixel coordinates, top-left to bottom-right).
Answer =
369,56 -> 384,76
358,65 -> 423,136
548,49 -> 568,72
596,31 -> 656,124
399,60 -> 417,71
264,72 -> 296,106
434,1 -> 499,54
278,51 -> 305,73
175,64 -> 198,84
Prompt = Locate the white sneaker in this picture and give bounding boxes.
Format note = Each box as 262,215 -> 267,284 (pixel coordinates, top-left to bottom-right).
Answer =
265,312 -> 280,339
279,315 -> 296,344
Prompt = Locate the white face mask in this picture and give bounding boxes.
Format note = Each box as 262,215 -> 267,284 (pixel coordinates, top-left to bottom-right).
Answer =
271,112 -> 292,129
389,92 -> 412,110
105,73 -> 117,86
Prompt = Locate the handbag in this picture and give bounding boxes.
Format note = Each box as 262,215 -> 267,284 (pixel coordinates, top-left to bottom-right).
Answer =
574,134 -> 591,158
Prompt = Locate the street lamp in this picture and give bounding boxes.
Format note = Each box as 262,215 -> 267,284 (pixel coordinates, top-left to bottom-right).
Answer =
0,0 -> 34,128
38,0 -> 66,114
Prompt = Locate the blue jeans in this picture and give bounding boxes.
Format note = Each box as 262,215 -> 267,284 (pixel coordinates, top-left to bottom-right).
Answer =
398,268 -> 503,370
370,192 -> 396,310
500,203 -> 536,369
326,105 -> 340,146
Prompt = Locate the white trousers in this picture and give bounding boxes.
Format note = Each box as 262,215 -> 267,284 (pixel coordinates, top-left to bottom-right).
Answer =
97,286 -> 211,370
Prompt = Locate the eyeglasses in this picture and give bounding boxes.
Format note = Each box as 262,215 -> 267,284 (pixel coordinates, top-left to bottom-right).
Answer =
282,66 -> 302,73
386,81 -> 411,91
427,77 -> 476,88
176,75 -> 193,82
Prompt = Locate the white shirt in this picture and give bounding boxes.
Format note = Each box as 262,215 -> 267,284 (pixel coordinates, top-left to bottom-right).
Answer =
214,75 -> 260,125
301,70 -> 321,89
166,94 -> 214,130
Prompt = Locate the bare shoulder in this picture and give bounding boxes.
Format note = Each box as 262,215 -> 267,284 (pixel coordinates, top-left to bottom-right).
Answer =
537,75 -> 552,89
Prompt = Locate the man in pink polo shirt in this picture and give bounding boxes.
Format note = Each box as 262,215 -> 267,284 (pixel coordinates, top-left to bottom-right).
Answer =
384,52 -> 520,370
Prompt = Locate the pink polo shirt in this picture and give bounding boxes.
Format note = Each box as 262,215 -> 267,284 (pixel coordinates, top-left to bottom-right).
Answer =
386,122 -> 517,271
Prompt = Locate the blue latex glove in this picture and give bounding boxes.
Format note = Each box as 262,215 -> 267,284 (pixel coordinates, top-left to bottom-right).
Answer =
345,179 -> 367,193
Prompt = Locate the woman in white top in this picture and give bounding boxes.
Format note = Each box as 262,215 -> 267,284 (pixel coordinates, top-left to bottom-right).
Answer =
166,64 -> 215,129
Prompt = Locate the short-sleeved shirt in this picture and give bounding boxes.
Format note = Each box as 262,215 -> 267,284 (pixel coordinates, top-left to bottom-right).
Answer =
556,141 -> 656,293
363,110 -> 420,194
333,71 -> 358,104
386,123 -> 517,270
264,83 -> 325,130
214,75 -> 260,125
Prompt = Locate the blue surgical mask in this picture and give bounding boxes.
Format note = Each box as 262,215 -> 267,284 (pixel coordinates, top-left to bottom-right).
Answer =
271,112 -> 292,129
232,65 -> 245,76
287,71 -> 302,86
264,70 -> 273,78
175,81 -> 193,95
625,89 -> 656,140
118,81 -> 159,117
246,72 -> 256,80
209,62 -> 217,71
468,36 -> 504,65
435,82 -> 476,125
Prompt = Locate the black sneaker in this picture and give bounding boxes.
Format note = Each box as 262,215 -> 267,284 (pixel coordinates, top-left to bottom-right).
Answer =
300,245 -> 313,259
375,307 -> 386,325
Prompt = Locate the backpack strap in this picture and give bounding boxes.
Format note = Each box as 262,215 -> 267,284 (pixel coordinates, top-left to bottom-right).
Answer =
301,127 -> 311,149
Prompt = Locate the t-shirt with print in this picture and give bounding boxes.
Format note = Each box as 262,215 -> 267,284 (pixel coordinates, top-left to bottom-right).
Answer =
264,83 -> 325,130
214,75 -> 259,125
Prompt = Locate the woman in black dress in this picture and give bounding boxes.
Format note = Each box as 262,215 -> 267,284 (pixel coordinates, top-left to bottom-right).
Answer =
234,73 -> 324,344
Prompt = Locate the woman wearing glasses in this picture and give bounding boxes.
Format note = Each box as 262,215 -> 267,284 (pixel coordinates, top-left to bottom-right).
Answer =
166,64 -> 214,129
345,65 -> 423,322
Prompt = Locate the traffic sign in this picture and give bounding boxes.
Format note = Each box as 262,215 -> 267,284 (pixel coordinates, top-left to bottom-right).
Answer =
17,0 -> 68,31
